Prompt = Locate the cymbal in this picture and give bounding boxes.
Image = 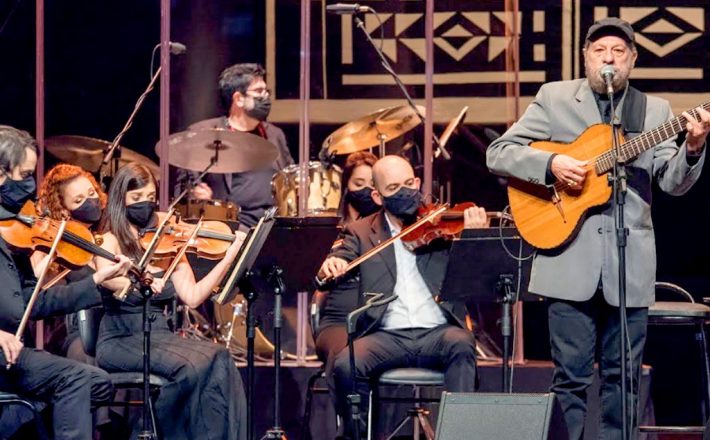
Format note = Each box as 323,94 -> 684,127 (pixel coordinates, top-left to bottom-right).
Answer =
45,135 -> 159,175
158,129 -> 278,173
438,106 -> 468,151
324,105 -> 425,155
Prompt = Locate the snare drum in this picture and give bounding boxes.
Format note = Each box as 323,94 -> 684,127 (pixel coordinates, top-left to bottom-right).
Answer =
271,161 -> 342,217
176,199 -> 239,222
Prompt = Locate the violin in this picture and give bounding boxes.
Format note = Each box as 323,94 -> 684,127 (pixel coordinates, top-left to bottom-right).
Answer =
139,212 -> 238,260
0,201 -> 141,275
400,202 -> 513,251
315,205 -> 448,287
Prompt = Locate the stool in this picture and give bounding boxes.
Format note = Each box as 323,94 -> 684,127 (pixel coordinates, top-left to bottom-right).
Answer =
368,368 -> 445,440
0,391 -> 47,438
639,281 -> 710,436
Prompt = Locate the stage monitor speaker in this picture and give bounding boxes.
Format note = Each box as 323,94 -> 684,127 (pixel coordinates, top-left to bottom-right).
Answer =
435,392 -> 568,440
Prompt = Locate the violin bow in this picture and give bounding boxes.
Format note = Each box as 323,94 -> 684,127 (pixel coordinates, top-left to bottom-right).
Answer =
115,207 -> 176,301
7,220 -> 69,368
41,268 -> 72,290
316,204 -> 448,286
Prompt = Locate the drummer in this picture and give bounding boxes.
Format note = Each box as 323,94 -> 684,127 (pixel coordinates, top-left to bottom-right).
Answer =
178,63 -> 294,230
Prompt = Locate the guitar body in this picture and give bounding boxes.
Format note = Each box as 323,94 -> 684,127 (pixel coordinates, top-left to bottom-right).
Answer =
507,124 -> 622,250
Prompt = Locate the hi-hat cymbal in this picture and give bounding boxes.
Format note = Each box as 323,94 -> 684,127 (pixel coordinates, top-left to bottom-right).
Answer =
323,105 -> 425,155
158,129 -> 278,173
45,135 -> 159,175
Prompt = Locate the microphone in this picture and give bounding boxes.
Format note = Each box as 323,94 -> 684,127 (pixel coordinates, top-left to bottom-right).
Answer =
600,65 -> 616,96
326,3 -> 369,14
168,42 -> 187,55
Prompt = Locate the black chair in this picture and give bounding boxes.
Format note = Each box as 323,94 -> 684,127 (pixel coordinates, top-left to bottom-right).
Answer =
76,308 -> 169,437
639,281 -> 710,436
300,290 -> 332,440
0,391 -> 47,439
367,368 -> 444,440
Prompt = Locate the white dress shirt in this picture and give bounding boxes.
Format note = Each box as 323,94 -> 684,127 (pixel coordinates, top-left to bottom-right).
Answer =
380,213 -> 448,330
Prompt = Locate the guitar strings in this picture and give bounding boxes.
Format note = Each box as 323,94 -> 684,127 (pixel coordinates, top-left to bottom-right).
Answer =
548,101 -> 710,192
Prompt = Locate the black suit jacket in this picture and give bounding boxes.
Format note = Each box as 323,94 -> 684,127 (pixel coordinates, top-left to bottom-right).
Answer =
328,211 -> 467,336
0,237 -> 102,337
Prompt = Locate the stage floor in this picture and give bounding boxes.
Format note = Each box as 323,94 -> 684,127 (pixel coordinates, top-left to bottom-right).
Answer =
247,360 -> 654,440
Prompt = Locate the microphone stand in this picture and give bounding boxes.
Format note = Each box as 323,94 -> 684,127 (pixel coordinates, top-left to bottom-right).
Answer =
264,267 -> 287,440
345,293 -> 398,439
100,66 -> 162,189
127,208 -> 175,439
350,8 -> 450,160
607,83 -> 632,440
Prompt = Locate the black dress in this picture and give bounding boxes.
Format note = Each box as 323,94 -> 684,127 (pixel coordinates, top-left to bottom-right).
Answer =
96,275 -> 246,440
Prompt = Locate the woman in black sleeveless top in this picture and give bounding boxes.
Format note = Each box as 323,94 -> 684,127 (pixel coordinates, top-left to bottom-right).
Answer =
94,163 -> 247,440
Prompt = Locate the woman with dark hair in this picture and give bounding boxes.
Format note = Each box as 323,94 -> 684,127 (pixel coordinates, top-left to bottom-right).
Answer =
336,151 -> 379,224
316,151 -> 379,380
94,162 -> 247,440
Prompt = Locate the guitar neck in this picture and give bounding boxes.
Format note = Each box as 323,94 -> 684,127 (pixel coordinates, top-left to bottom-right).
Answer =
595,100 -> 710,174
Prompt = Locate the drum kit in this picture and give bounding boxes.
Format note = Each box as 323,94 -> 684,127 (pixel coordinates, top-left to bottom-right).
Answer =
46,103 -> 460,361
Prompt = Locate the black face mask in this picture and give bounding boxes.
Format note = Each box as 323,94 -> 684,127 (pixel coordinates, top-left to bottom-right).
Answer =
70,197 -> 102,225
345,187 -> 379,217
245,96 -> 272,121
126,200 -> 156,229
0,175 -> 36,214
382,186 -> 422,221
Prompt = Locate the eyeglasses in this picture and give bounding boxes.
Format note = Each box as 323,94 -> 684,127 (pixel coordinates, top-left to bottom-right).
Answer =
245,87 -> 271,97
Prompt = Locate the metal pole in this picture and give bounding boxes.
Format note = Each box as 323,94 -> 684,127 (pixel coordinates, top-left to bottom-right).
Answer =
34,0 -> 45,351
422,0 -> 434,197
158,0 -> 171,210
297,0 -> 311,217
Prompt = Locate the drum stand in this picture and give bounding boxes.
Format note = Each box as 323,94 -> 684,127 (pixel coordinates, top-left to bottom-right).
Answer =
376,132 -> 387,158
168,154 -> 217,213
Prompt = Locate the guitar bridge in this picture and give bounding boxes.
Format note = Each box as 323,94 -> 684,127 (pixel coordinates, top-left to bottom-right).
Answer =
549,185 -> 567,223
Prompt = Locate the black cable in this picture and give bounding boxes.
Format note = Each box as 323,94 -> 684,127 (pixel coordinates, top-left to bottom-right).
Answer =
0,0 -> 23,35
366,6 -> 385,52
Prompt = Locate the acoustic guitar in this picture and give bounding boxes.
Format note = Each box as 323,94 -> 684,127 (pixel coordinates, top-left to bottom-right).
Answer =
507,102 -> 709,250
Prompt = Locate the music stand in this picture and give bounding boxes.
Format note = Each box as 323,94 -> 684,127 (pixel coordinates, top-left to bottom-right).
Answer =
215,214 -> 341,440
439,227 -> 534,392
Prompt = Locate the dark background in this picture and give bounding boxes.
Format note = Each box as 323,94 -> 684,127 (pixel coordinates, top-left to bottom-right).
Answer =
2,0 -> 710,428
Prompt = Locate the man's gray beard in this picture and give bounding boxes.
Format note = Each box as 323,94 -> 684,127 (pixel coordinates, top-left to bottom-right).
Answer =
585,65 -> 628,94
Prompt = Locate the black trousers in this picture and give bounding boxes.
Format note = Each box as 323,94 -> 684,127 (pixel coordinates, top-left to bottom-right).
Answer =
0,347 -> 113,440
548,292 -> 648,440
315,324 -> 349,377
330,324 -> 477,438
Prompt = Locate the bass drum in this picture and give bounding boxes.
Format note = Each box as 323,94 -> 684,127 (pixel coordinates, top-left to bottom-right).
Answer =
271,161 -> 342,217
214,294 -> 317,361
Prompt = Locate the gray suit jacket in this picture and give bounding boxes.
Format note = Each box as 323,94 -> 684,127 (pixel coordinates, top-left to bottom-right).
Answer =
486,79 -> 705,307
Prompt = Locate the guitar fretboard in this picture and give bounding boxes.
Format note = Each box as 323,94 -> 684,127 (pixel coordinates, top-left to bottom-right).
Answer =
594,101 -> 710,174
